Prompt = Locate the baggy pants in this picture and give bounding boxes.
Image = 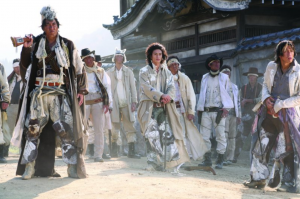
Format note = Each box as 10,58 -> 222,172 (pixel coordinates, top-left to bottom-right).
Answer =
111,106 -> 136,144
250,114 -> 294,187
225,115 -> 237,161
200,112 -> 227,154
7,104 -> 19,136
22,92 -> 77,165
85,93 -> 105,159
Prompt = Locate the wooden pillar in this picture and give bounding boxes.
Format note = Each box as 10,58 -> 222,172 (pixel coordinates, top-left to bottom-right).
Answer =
195,23 -> 199,56
236,11 -> 245,41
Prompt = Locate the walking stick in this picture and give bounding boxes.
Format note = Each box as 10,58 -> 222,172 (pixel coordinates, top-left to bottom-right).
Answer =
109,129 -> 112,155
163,103 -> 167,171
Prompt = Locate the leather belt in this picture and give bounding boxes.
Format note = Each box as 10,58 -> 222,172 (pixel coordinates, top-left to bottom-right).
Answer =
153,102 -> 163,108
86,98 -> 103,105
204,107 -> 220,112
175,101 -> 181,108
35,81 -> 61,87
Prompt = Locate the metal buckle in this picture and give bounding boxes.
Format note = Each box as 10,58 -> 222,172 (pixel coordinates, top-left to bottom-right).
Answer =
205,107 -> 209,112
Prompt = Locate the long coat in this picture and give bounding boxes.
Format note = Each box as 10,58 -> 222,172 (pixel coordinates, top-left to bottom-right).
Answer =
137,64 -> 189,168
16,34 -> 88,178
177,71 -> 208,160
107,65 -> 137,123
262,60 -> 300,115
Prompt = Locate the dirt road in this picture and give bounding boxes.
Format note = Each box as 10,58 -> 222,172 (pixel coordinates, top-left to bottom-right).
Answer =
0,151 -> 299,199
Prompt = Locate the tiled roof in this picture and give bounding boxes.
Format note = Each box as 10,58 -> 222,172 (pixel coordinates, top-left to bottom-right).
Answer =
103,0 -> 143,29
234,28 -> 300,54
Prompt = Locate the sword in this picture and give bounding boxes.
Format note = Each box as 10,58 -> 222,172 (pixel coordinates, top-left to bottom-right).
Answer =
109,129 -> 112,155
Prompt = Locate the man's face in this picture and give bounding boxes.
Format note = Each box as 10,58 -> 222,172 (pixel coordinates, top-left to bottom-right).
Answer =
83,56 -> 95,67
97,62 -> 102,67
151,49 -> 163,66
280,45 -> 294,65
13,66 -> 20,75
168,62 -> 179,75
115,55 -> 124,64
209,60 -> 220,71
42,20 -> 58,38
223,71 -> 231,78
248,75 -> 258,84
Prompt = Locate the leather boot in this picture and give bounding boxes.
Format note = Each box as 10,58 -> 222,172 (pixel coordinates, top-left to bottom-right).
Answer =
127,142 -> 141,159
215,153 -> 224,169
22,161 -> 35,180
111,142 -> 119,158
243,179 -> 266,189
87,144 -> 94,157
67,164 -> 78,178
4,145 -> 9,157
0,145 -> 7,163
198,152 -> 212,166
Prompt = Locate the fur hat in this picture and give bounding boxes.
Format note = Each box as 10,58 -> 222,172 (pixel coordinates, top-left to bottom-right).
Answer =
40,6 -> 57,24
12,58 -> 20,68
205,54 -> 223,70
81,48 -> 95,60
112,48 -> 127,63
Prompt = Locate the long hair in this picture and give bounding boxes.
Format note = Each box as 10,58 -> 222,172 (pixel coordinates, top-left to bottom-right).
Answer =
145,43 -> 168,68
274,40 -> 296,63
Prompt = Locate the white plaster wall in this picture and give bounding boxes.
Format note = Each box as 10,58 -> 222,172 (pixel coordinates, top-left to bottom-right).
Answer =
170,49 -> 196,59
162,26 -> 195,41
199,42 -> 236,55
198,17 -> 236,33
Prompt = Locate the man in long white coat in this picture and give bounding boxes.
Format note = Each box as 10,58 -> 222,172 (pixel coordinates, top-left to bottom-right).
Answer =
197,54 -> 233,169
107,49 -> 140,159
220,65 -> 241,166
166,56 -> 208,160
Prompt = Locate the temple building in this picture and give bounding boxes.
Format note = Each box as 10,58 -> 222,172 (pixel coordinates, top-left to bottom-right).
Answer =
103,0 -> 300,92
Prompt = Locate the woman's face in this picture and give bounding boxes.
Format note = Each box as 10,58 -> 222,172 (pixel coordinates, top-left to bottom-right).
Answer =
151,49 -> 163,66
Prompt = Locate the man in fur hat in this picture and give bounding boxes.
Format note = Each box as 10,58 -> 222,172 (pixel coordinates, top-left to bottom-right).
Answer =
0,63 -> 10,163
234,67 -> 262,163
15,6 -> 88,179
106,48 -> 140,159
167,56 -> 208,160
220,65 -> 241,166
196,54 -> 234,169
81,49 -> 110,162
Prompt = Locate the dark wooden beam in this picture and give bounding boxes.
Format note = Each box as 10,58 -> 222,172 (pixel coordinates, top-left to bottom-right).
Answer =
236,10 -> 245,41
195,23 -> 199,56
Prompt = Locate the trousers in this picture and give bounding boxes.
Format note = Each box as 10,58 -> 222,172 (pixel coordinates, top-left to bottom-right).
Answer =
200,111 -> 227,154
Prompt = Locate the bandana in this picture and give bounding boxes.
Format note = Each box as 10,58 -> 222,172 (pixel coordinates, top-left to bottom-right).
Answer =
13,62 -> 20,68
221,68 -> 231,73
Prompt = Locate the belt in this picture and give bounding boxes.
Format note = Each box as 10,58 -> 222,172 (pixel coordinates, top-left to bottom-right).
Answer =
204,107 -> 220,112
86,98 -> 103,105
175,101 -> 181,108
35,81 -> 61,87
153,102 -> 163,108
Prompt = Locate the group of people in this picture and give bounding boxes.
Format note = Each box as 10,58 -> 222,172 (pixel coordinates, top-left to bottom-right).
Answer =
0,5 -> 299,194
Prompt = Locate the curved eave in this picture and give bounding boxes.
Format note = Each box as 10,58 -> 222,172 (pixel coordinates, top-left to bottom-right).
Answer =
203,0 -> 249,11
103,0 -> 159,40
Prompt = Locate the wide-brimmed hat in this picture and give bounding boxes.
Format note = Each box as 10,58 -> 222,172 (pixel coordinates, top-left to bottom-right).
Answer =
242,67 -> 263,77
95,55 -> 105,63
81,48 -> 95,60
205,54 -> 223,70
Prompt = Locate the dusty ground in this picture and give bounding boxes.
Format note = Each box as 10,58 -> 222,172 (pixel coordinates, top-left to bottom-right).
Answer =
0,151 -> 299,199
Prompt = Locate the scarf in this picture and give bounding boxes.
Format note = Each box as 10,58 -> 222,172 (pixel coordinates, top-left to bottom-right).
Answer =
84,62 -> 99,74
209,70 -> 220,77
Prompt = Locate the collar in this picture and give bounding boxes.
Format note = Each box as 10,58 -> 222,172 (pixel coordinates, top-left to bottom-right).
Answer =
209,70 -> 220,77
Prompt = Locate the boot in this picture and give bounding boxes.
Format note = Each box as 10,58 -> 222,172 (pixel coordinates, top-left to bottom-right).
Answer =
111,142 -> 120,158
0,145 -> 7,163
198,152 -> 212,166
67,164 -> 78,178
22,161 -> 35,180
127,142 -> 141,159
243,179 -> 266,189
87,144 -> 94,157
215,154 -> 224,169
102,154 -> 111,159
4,145 -> 9,157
